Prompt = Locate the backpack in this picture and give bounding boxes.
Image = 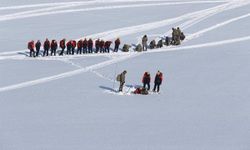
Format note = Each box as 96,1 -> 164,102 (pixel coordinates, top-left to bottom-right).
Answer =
116,74 -> 121,81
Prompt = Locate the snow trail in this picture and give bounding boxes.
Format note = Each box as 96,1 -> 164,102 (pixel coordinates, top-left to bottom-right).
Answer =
1,11 -> 249,61
0,0 -> 225,11
1,35 -> 250,93
0,1 -> 227,22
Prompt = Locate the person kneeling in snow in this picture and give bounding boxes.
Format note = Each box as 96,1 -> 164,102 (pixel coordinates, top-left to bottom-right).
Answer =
116,70 -> 127,92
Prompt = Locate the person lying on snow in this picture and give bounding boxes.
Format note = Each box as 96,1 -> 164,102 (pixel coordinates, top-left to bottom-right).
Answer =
133,87 -> 149,95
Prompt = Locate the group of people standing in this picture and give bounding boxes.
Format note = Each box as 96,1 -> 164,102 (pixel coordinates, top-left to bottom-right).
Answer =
116,70 -> 163,94
27,38 -> 121,57
27,27 -> 185,57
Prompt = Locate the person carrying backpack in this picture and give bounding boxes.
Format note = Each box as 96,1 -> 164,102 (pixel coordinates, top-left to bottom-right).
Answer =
28,40 -> 35,57
51,39 -> 58,56
116,70 -> 127,92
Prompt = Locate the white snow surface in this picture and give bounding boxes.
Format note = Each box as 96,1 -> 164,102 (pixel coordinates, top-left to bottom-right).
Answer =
0,0 -> 250,150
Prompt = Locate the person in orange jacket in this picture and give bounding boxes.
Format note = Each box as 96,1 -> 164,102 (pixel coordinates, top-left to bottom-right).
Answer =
142,72 -> 151,90
66,40 -> 72,55
153,71 -> 163,93
59,39 -> 66,55
51,39 -> 58,56
77,39 -> 83,54
71,40 -> 76,55
28,40 -> 35,57
104,41 -> 112,53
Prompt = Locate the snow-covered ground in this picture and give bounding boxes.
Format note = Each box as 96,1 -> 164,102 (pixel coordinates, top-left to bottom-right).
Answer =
0,0 -> 250,150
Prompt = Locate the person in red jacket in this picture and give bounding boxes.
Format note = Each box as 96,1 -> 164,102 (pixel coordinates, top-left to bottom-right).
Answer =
82,38 -> 88,54
99,40 -> 105,53
104,41 -> 112,53
77,39 -> 83,54
71,40 -> 76,55
153,71 -> 163,93
28,40 -> 35,57
66,40 -> 72,55
59,39 -> 66,56
43,38 -> 50,56
50,40 -> 58,56
88,38 -> 93,53
95,39 -> 100,53
142,72 -> 151,90
114,38 -> 120,52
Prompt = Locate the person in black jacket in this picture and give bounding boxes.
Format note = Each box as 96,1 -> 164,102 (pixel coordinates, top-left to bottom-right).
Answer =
35,40 -> 41,57
43,38 -> 50,56
153,71 -> 163,93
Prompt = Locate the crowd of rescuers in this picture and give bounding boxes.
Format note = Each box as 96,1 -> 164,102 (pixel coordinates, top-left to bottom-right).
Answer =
27,38 -> 120,57
27,27 -> 185,57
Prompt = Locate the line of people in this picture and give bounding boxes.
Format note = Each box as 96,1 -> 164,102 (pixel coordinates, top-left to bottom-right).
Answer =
27,38 -> 121,57
27,27 -> 185,57
116,70 -> 163,95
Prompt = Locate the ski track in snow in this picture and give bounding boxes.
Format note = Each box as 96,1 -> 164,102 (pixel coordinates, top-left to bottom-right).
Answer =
0,1 -> 227,22
0,0 -> 250,93
1,0 -> 249,58
0,0 -> 226,11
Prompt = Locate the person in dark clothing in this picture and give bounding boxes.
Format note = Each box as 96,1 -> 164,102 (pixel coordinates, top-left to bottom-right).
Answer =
59,39 -> 66,55
153,71 -> 163,93
99,40 -> 105,53
116,70 -> 127,92
35,40 -> 41,57
50,40 -> 58,56
104,41 -> 112,53
142,35 -> 148,51
165,36 -> 170,46
114,38 -> 120,52
82,38 -> 88,54
142,72 -> 151,90
88,38 -> 93,53
28,40 -> 35,57
66,40 -> 72,55
95,39 -> 100,53
77,39 -> 83,54
71,40 -> 76,55
43,38 -> 50,56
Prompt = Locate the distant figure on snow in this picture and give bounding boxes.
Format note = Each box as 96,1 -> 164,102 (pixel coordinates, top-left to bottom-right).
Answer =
142,72 -> 151,90
35,40 -> 41,57
142,35 -> 148,51
116,70 -> 127,92
28,40 -> 35,57
153,71 -> 163,93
